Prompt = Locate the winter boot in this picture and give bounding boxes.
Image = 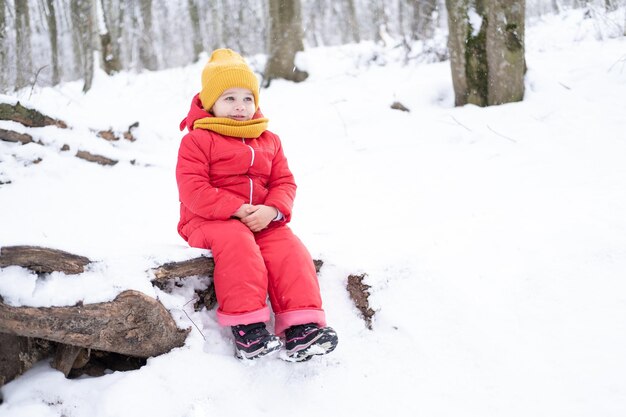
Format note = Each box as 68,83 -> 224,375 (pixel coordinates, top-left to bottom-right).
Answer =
284,323 -> 338,362
231,322 -> 282,360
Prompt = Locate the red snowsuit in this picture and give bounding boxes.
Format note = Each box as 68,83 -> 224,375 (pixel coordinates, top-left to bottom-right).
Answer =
176,95 -> 325,335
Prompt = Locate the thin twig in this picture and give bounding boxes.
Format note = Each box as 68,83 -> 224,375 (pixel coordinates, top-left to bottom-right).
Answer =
487,125 -> 517,143
182,297 -> 206,341
29,65 -> 49,100
450,115 -> 472,132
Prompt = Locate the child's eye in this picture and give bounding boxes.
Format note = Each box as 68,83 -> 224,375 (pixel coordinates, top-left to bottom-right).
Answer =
224,96 -> 234,101
244,97 -> 253,102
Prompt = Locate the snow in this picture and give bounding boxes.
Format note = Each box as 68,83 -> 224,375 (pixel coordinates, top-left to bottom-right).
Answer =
2,9 -> 626,417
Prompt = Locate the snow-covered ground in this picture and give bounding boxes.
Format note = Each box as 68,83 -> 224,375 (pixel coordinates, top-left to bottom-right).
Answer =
1,9 -> 626,417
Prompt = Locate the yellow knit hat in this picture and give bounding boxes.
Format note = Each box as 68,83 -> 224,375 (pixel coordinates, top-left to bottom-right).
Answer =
199,49 -> 260,112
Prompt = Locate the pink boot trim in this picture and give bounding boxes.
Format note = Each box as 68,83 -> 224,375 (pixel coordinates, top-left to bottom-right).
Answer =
274,309 -> 326,336
216,306 -> 271,327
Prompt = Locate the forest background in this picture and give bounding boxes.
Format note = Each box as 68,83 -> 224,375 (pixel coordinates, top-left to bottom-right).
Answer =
2,0 -> 626,95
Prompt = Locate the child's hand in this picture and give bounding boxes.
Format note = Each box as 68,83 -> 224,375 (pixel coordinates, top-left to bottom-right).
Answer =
232,204 -> 253,219
240,205 -> 278,232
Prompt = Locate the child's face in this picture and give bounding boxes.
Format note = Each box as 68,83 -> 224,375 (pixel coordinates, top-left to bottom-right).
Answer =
210,88 -> 256,121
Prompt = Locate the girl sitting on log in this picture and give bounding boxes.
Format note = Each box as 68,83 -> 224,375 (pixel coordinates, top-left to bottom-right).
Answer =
175,49 -> 338,361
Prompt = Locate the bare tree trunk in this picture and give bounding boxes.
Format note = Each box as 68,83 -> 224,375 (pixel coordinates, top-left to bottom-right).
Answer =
70,0 -> 95,92
346,0 -> 360,43
99,0 -> 122,74
446,0 -> 473,105
604,0 -> 618,12
369,0 -> 388,43
137,0 -> 156,70
412,0 -> 438,40
0,0 -> 7,92
446,0 -> 525,107
187,0 -> 203,60
486,0 -> 525,105
15,0 -> 33,89
44,0 -> 61,85
265,0 -> 308,84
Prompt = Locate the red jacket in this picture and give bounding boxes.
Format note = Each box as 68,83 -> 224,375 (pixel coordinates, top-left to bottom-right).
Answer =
176,95 -> 296,241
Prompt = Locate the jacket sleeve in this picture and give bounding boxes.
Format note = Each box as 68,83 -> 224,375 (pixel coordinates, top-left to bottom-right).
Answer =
176,132 -> 246,220
264,135 -> 297,222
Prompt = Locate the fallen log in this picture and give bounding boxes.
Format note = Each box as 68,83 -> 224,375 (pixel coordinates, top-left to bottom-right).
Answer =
151,256 -> 323,286
0,245 -> 91,274
0,101 -> 67,128
151,256 -> 324,311
0,128 -> 35,145
0,290 -> 189,358
75,150 -> 118,166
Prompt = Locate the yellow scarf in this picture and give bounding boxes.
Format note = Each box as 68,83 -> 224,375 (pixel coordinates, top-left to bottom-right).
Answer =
193,116 -> 269,138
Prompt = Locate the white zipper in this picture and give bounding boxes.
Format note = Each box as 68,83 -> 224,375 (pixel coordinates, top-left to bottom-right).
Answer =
242,138 -> 254,203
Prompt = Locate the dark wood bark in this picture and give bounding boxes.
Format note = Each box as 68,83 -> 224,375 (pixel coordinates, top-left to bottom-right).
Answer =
0,128 -> 35,144
0,245 -> 91,274
0,101 -> 67,128
0,290 -> 189,358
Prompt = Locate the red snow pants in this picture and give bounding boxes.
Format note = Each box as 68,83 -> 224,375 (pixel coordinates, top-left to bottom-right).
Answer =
187,219 -> 326,335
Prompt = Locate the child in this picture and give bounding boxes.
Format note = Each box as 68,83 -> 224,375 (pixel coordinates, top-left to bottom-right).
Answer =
176,49 -> 338,361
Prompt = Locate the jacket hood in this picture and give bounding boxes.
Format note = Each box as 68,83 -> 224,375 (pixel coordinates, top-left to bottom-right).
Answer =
179,93 -> 266,132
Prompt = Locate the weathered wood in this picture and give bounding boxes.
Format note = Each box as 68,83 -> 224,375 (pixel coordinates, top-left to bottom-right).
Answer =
0,101 -> 67,128
390,101 -> 410,112
152,256 -> 216,285
0,245 -> 91,274
0,334 -> 54,388
0,128 -> 35,144
75,150 -> 118,166
52,344 -> 88,377
0,290 -> 190,358
347,274 -> 375,330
